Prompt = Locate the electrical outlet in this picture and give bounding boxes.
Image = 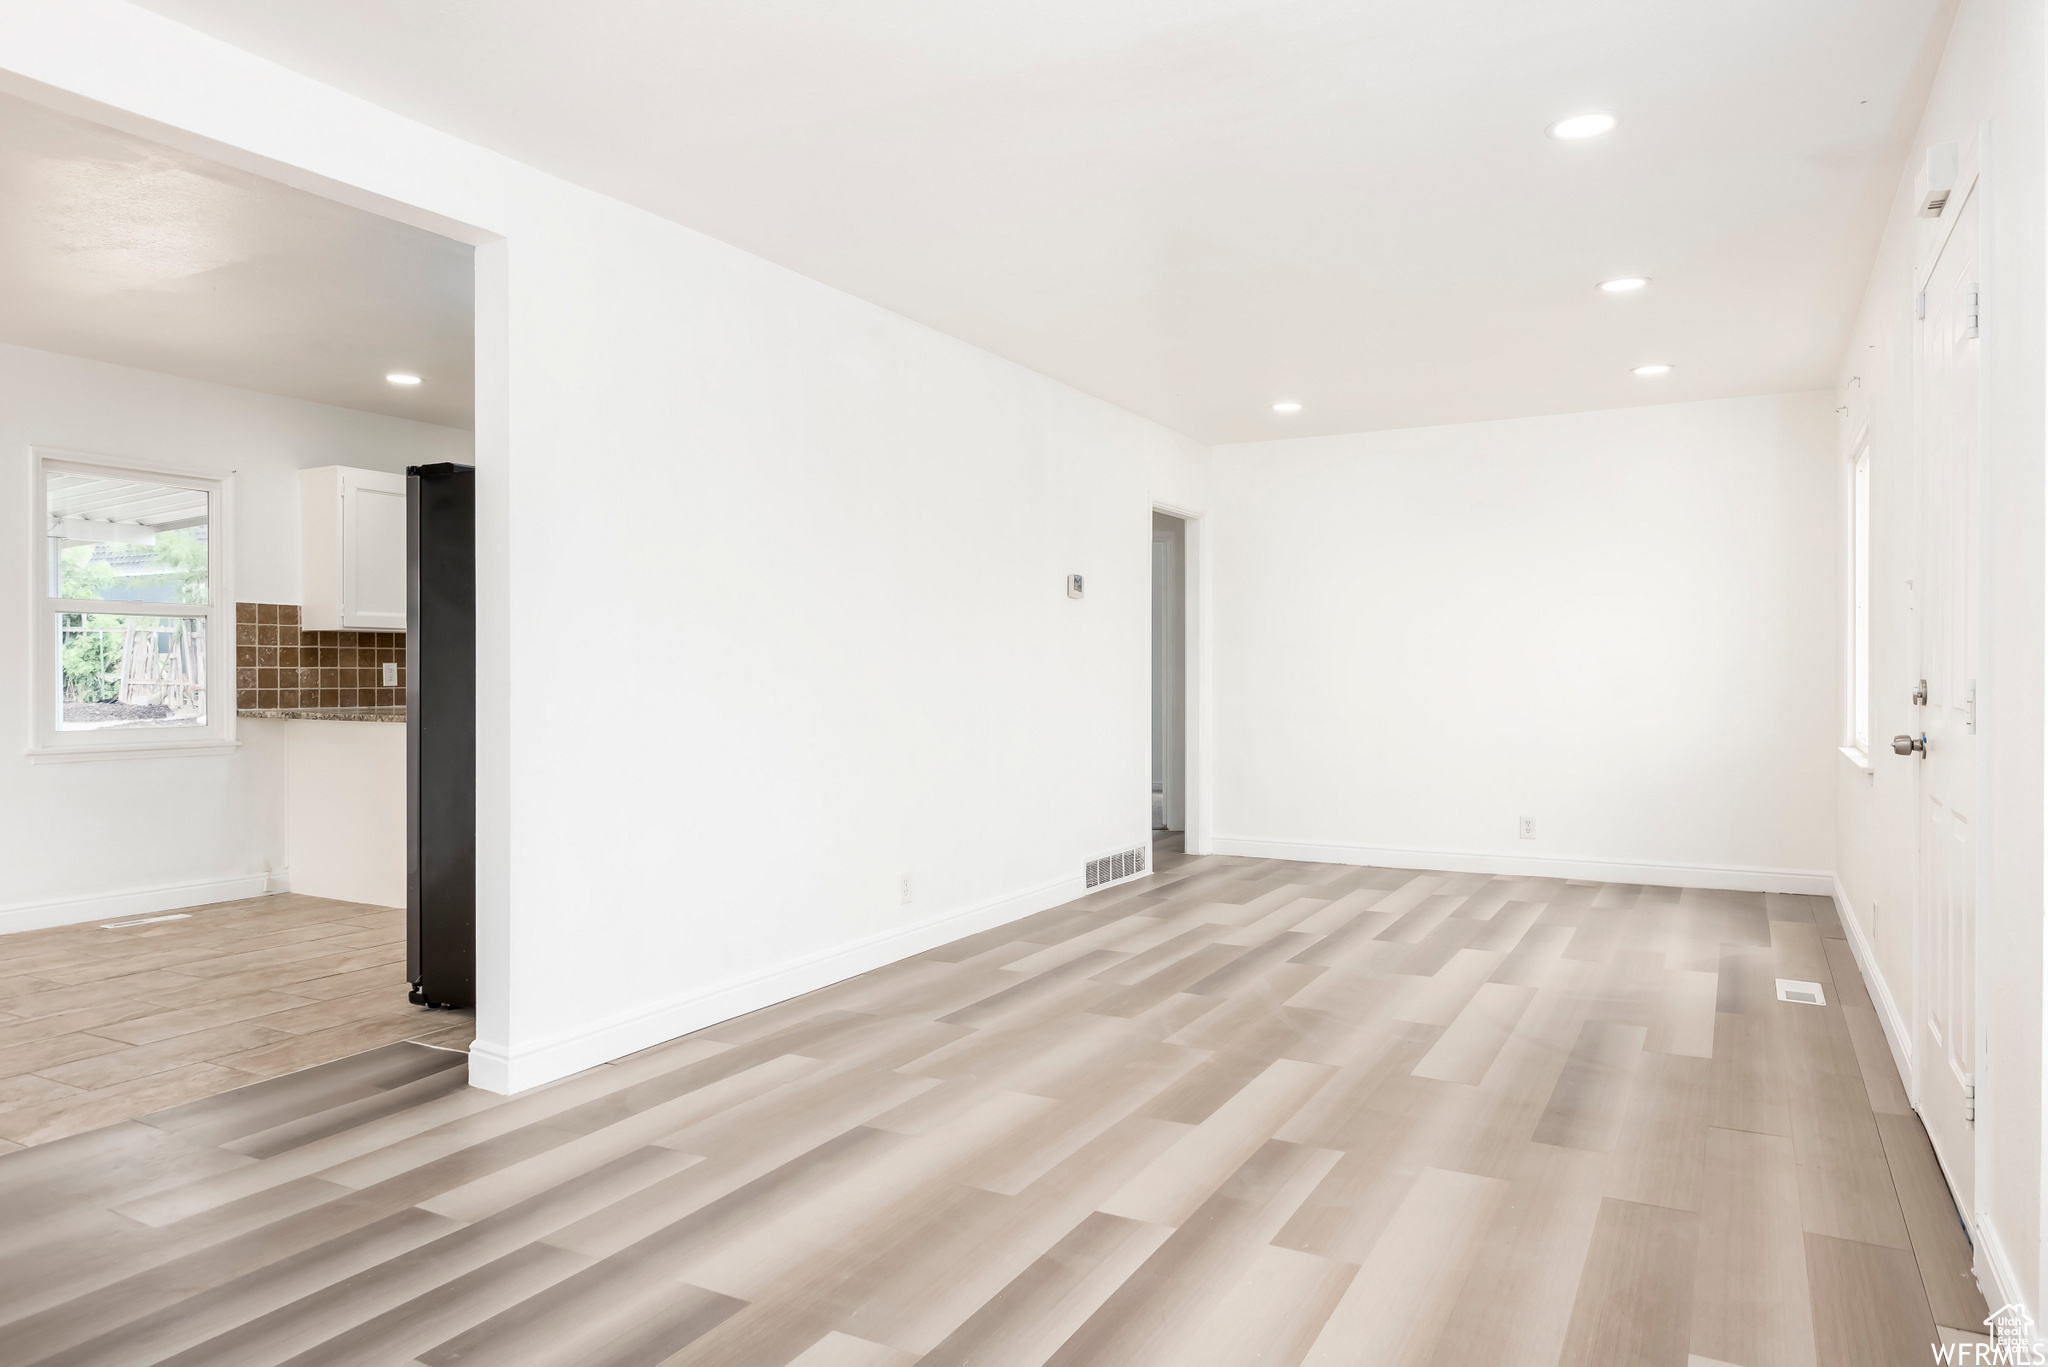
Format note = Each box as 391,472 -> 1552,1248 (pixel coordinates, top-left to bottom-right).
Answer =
382,662 -> 398,687
1519,816 -> 1535,840
900,872 -> 913,905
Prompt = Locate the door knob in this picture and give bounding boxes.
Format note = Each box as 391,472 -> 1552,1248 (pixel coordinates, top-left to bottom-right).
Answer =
1893,734 -> 1926,755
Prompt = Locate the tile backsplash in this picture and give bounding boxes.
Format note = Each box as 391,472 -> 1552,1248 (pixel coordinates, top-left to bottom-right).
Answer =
236,603 -> 406,711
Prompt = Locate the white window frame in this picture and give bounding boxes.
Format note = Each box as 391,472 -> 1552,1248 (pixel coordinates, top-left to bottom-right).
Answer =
28,447 -> 237,762
1848,440 -> 1872,760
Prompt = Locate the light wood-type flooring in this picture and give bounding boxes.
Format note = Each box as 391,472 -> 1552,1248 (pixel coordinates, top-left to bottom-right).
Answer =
0,842 -> 1987,1366
0,894 -> 473,1150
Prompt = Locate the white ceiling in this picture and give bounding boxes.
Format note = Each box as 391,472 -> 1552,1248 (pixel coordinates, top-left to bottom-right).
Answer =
0,91 -> 473,428
129,0 -> 1953,443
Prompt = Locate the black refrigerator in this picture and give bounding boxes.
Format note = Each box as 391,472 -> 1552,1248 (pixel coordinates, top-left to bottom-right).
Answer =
406,463 -> 475,1009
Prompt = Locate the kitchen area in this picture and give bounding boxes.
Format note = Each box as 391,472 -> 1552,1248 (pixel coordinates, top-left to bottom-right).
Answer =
236,466 -> 410,911
0,88 -> 478,1146
237,459 -> 476,1012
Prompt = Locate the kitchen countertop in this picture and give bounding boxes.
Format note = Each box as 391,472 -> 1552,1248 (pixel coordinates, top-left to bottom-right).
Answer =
238,707 -> 407,723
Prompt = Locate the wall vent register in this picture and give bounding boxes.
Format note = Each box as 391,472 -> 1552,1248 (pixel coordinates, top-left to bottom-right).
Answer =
1086,846 -> 1147,888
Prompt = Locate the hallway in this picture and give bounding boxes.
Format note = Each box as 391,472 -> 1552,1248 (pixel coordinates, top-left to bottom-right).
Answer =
0,844 -> 1983,1365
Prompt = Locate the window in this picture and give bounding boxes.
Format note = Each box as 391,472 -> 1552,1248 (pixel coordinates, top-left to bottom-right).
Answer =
1850,443 -> 1872,756
31,451 -> 233,759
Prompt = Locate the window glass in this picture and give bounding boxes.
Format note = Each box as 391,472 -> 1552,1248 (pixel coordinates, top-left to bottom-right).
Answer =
45,470 -> 209,605
57,613 -> 208,730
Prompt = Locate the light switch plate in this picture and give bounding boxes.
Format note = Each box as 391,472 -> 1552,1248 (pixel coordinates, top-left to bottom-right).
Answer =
1066,574 -> 1084,599
382,661 -> 398,687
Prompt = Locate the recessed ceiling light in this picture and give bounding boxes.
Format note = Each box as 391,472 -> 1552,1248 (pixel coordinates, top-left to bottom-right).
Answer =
1632,363 -> 1672,376
1547,112 -> 1618,141
1600,277 -> 1650,292
1272,401 -> 1302,413
386,373 -> 422,386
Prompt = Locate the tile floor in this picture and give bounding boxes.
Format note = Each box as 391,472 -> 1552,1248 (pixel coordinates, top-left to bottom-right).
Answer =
0,893 -> 473,1149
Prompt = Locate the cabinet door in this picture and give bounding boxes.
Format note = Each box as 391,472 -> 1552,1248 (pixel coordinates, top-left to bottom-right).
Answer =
342,471 -> 407,631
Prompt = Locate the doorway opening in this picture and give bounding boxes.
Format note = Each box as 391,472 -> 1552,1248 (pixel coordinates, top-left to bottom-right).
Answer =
1152,511 -> 1187,854
0,87 -> 479,1143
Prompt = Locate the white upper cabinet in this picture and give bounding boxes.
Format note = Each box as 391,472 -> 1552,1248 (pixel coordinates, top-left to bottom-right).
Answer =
302,466 -> 406,631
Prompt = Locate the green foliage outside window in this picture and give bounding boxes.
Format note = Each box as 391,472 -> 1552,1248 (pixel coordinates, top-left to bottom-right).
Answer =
149,531 -> 208,604
58,537 -> 209,704
60,613 -> 120,704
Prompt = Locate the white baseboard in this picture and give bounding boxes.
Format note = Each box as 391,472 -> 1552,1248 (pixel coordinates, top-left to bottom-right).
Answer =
467,869 -> 1088,1095
1209,836 -> 1834,894
0,871 -> 279,936
1832,877 -> 2026,1325
1829,873 -> 1914,1089
1976,1213 -> 2030,1332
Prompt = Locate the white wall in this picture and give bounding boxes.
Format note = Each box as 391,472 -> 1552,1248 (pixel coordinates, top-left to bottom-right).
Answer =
497,224 -> 1211,1087
0,1 -> 1213,1092
1830,0 -> 2045,1320
257,717 -> 407,908
0,340 -> 469,932
1209,392 -> 1837,889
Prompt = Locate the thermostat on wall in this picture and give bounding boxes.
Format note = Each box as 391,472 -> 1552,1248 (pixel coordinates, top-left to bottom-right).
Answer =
1067,574 -> 1084,599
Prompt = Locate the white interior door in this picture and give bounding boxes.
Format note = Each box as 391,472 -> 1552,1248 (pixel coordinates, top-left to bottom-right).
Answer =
1912,179 -> 1980,1210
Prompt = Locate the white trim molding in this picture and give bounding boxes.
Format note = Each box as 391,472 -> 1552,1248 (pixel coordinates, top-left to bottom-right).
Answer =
1209,836 -> 1834,894
1824,875 -> 2021,1328
1830,873 -> 1915,1091
28,741 -> 240,763
1974,1214 -> 2031,1339
467,868 -> 1089,1095
1826,876 -> 2015,1321
1153,498 -> 1211,858
0,870 -> 278,935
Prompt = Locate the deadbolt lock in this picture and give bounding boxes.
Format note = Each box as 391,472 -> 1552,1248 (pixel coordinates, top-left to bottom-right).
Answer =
1892,734 -> 1927,756
1911,679 -> 1928,705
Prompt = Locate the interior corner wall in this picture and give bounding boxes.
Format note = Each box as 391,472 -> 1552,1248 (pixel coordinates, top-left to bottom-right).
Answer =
1828,0 -> 2045,1320
490,207 -> 1213,1091
0,0 -> 1212,1093
0,341 -> 470,932
1208,392 -> 1838,890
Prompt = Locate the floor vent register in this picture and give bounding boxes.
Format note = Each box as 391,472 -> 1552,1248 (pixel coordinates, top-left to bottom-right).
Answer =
1086,845 -> 1148,888
1775,978 -> 1827,1006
